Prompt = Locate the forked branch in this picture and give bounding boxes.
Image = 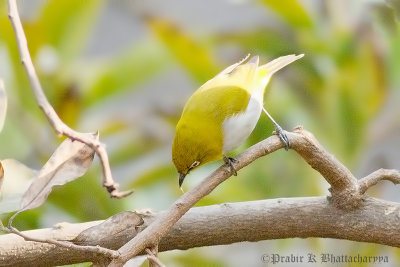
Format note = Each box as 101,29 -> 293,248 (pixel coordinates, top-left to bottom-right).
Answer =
0,127 -> 398,266
108,127 -> 399,266
1,196 -> 400,266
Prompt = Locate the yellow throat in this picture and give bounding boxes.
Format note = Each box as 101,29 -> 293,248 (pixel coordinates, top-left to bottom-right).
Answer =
172,54 -> 303,184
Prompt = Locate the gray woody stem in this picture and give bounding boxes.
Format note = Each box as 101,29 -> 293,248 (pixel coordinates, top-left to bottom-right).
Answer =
0,127 -> 399,266
108,127 -> 400,266
7,0 -> 131,198
1,196 -> 400,266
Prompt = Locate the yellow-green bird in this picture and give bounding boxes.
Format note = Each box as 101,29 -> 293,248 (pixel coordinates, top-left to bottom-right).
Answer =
172,54 -> 303,188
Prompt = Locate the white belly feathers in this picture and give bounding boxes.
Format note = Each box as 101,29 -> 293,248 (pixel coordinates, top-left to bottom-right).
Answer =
222,94 -> 262,154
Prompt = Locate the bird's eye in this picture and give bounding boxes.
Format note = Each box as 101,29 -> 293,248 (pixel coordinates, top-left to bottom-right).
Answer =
190,161 -> 200,168
188,160 -> 200,172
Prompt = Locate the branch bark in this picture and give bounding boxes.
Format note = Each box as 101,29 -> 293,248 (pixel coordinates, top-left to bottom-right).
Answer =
1,125 -> 394,266
0,127 -> 399,266
1,126 -> 395,266
1,197 -> 400,266
109,126 -> 372,266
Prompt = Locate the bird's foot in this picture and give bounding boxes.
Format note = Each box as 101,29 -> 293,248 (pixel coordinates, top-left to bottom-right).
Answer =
272,125 -> 290,150
262,107 -> 290,150
223,156 -> 238,176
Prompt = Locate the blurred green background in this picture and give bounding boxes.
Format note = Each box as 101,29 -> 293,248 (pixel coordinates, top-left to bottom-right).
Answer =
1,0 -> 400,266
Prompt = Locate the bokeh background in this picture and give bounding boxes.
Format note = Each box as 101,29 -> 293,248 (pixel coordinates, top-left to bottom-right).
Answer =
1,0 -> 400,266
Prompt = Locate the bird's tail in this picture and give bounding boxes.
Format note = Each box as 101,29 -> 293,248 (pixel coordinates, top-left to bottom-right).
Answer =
259,54 -> 304,76
250,54 -> 304,100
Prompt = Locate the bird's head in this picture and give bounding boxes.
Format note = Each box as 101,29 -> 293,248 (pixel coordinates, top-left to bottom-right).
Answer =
172,121 -> 206,188
174,158 -> 201,188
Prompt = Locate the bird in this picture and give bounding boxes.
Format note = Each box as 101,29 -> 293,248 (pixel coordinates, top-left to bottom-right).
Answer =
172,54 -> 304,188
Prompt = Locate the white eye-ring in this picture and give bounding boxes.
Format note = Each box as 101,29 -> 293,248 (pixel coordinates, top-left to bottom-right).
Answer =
190,161 -> 200,169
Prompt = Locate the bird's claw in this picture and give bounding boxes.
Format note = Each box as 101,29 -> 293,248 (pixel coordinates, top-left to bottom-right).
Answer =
223,156 -> 238,176
272,125 -> 290,150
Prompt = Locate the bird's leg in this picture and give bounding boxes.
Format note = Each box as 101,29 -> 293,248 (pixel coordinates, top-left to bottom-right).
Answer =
223,156 -> 238,176
262,106 -> 290,150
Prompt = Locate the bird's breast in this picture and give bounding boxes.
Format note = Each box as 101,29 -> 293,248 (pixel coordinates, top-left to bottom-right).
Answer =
221,95 -> 262,154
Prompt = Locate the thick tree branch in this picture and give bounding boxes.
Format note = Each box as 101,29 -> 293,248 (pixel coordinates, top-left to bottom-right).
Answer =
109,126 -> 367,265
110,133 -> 282,265
1,197 -> 400,266
288,129 -> 358,193
0,126 -> 399,266
7,0 -> 131,199
288,128 -> 362,209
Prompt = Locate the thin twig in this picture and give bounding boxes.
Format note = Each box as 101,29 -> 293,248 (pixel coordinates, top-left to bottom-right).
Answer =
7,225 -> 120,259
358,168 -> 400,194
145,248 -> 165,267
6,0 -> 131,261
6,0 -> 132,199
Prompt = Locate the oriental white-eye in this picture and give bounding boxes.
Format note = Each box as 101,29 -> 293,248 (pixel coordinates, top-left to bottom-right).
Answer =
172,54 -> 304,188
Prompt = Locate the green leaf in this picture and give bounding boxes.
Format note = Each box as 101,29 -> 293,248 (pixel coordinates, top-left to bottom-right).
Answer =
372,4 -> 398,35
145,17 -> 219,83
173,250 -> 227,267
39,0 -> 104,62
48,171 -> 126,220
127,164 -> 175,189
82,41 -> 170,106
216,29 -> 298,55
0,15 -> 40,114
0,79 -> 6,132
260,0 -> 313,29
0,159 -> 37,214
386,0 -> 400,22
388,29 -> 400,86
19,133 -> 96,212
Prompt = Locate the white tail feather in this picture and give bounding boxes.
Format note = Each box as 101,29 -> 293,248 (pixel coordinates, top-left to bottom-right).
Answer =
260,54 -> 304,75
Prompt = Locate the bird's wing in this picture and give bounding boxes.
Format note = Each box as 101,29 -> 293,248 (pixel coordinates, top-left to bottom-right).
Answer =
183,85 -> 251,124
217,53 -> 251,76
198,55 -> 259,94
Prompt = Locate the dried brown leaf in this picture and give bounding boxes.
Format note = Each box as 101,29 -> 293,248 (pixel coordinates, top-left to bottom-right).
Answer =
0,159 -> 36,213
20,133 -> 97,212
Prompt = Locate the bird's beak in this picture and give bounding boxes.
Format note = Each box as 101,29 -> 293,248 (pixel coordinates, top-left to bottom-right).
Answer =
179,172 -> 186,188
